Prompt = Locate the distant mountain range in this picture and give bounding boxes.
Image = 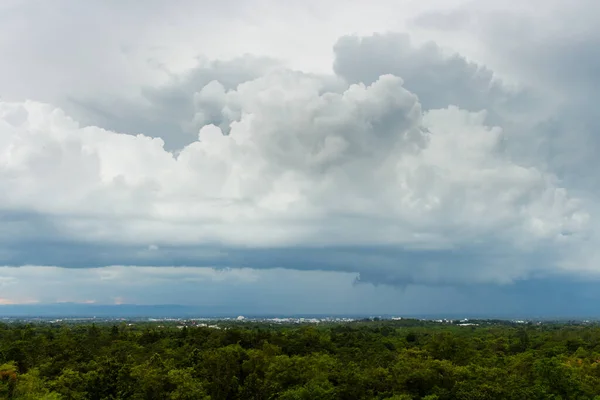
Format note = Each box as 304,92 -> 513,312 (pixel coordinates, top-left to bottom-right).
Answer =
0,303 -> 365,319
0,303 -> 210,318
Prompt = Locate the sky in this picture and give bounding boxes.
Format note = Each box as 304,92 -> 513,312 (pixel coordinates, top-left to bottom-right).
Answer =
1,0 -> 600,316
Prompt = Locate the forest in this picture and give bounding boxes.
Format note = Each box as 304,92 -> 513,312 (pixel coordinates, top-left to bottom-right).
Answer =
2,319 -> 600,399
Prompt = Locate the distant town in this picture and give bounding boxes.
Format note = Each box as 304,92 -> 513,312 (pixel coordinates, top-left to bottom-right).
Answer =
2,314 -> 599,328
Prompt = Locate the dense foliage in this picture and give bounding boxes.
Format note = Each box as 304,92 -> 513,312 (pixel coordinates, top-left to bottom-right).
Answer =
2,319 -> 600,399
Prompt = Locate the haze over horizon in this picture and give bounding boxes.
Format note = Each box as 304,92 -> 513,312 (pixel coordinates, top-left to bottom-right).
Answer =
1,0 -> 600,316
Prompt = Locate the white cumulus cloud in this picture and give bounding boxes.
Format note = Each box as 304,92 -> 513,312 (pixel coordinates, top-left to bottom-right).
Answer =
0,65 -> 589,285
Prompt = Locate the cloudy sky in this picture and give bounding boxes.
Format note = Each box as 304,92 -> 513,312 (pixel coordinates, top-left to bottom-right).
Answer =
1,0 -> 599,316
